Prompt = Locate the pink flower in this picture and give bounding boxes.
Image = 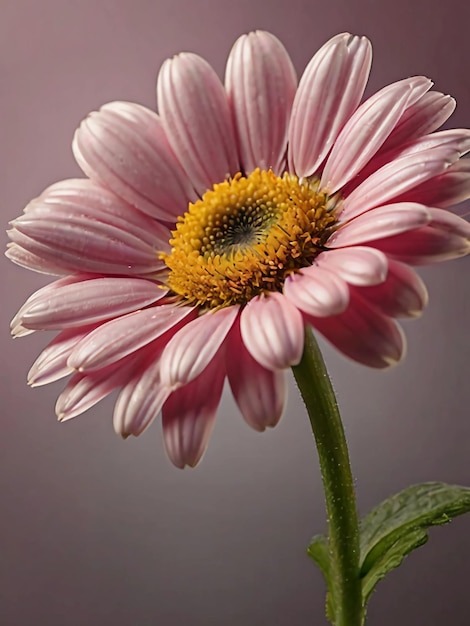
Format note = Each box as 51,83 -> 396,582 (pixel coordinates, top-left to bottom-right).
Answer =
7,32 -> 470,468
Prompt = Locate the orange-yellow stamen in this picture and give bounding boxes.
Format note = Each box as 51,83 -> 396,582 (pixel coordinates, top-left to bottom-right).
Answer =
161,169 -> 338,308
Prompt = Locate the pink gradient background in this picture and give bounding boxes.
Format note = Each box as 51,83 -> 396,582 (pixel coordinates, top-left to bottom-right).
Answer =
1,1 -> 469,624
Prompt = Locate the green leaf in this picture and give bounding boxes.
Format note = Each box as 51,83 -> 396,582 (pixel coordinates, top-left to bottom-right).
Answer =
307,534 -> 336,623
361,527 -> 428,603
359,482 -> 470,603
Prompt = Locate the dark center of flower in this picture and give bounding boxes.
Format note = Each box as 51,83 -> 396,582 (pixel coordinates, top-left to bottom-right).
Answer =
161,168 -> 339,308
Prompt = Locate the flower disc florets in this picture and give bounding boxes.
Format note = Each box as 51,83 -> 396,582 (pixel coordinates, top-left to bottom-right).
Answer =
162,168 -> 338,308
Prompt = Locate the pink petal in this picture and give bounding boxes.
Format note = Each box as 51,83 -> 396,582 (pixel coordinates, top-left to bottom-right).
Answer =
28,325 -> 98,387
10,179 -> 170,276
321,77 -> 430,193
160,305 -> 239,387
162,354 -> 225,468
9,227 -> 166,282
226,319 -> 286,431
283,265 -> 350,316
72,102 -> 196,221
5,243 -> 68,276
371,208 -> 470,264
18,276 -> 167,330
69,304 -> 196,372
340,146 -> 459,221
395,129 -> 470,158
34,178 -> 171,243
329,203 -> 431,247
157,53 -> 239,196
113,348 -> 171,438
288,33 -> 372,178
240,292 -> 304,369
56,354 -> 140,421
354,261 -> 428,318
315,246 -> 388,286
380,91 -> 456,154
427,207 -> 470,238
306,292 -> 406,368
10,275 -> 86,336
394,157 -> 470,208
225,30 -> 297,175
346,129 -> 470,193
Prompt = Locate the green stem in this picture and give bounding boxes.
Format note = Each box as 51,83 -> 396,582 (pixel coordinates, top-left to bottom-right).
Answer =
292,327 -> 363,626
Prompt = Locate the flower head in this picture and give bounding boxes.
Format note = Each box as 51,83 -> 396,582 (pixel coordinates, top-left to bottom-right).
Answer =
7,31 -> 470,467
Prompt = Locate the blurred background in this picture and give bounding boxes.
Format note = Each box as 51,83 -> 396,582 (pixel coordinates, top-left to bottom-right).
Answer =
1,0 -> 469,624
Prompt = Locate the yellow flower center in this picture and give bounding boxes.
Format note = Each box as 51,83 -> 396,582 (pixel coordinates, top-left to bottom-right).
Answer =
161,168 -> 339,308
